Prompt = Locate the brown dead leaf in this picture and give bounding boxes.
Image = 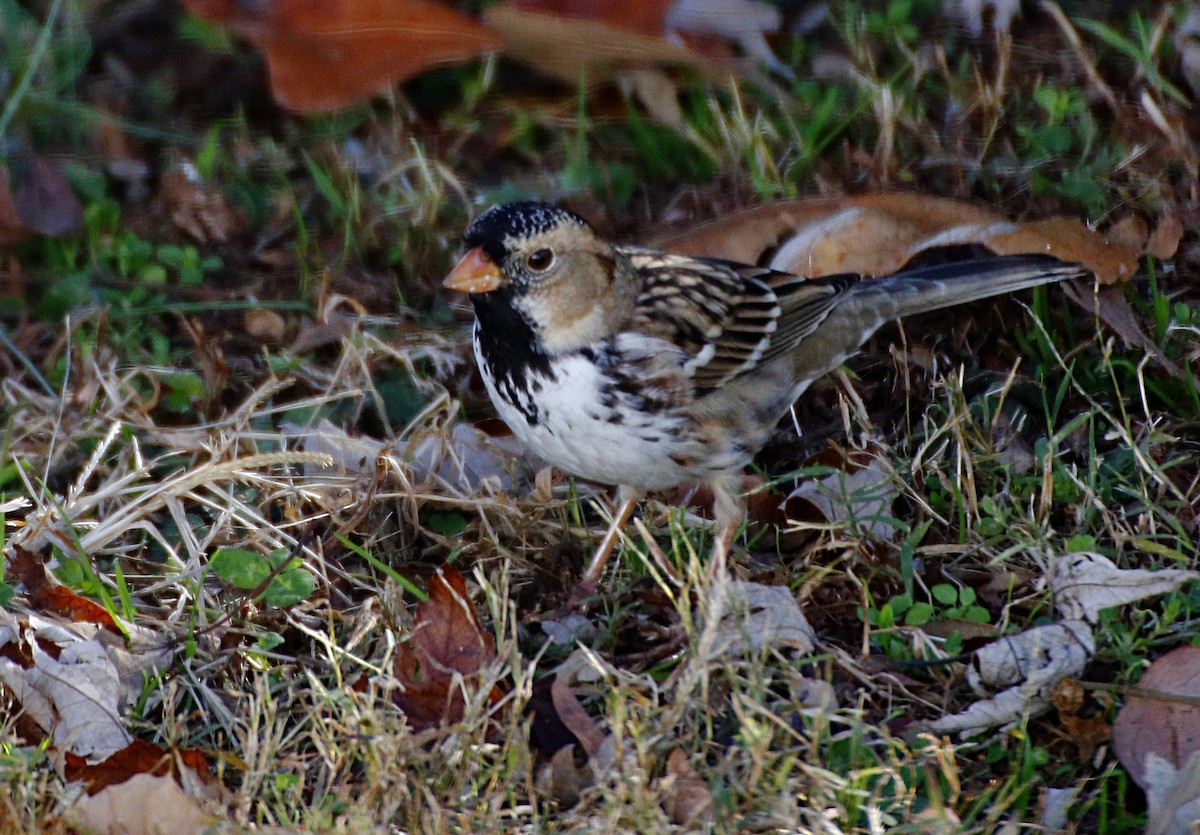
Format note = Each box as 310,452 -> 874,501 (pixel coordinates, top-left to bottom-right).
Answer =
182,0 -> 503,113
0,157 -> 84,246
1113,646 -> 1200,789
160,166 -> 243,244
1051,678 -> 1112,762
988,218 -> 1138,285
1105,214 -> 1149,253
549,667 -> 604,758
392,567 -> 503,731
7,546 -> 120,634
64,739 -> 212,796
1147,214 -> 1184,261
652,194 -> 1139,285
499,0 -> 784,74
484,4 -> 707,83
505,0 -> 671,37
244,309 -> 286,342
662,748 -> 714,827
534,651 -> 617,807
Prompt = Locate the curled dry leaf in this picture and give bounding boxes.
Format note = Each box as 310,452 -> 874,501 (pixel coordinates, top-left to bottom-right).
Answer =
182,0 -> 503,113
652,194 -> 1140,285
1050,677 -> 1111,762
1113,646 -> 1200,790
784,452 -> 898,540
535,650 -> 616,807
1050,551 -> 1199,623
392,567 -> 504,732
928,620 -> 1094,737
160,165 -> 243,244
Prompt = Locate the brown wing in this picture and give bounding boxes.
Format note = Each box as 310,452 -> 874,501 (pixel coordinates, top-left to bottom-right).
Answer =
624,248 -> 859,394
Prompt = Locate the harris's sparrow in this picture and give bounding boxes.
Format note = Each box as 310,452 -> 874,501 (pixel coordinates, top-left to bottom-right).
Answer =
444,202 -> 1088,585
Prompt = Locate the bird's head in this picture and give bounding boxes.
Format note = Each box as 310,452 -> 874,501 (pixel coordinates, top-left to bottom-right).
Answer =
443,202 -> 636,353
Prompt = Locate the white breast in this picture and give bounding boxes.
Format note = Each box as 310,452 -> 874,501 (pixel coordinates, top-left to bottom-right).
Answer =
476,342 -> 695,492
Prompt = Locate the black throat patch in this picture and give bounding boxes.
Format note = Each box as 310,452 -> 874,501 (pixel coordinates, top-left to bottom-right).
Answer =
472,288 -> 556,424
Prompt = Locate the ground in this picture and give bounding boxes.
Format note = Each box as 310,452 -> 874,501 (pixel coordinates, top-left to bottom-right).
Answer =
1,1 -> 1199,832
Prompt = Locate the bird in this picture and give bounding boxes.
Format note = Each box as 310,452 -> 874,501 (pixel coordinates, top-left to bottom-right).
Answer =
443,201 -> 1088,590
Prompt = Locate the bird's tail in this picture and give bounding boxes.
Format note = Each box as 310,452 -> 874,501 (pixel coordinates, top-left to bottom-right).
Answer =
790,254 -> 1090,386
850,254 -> 1089,321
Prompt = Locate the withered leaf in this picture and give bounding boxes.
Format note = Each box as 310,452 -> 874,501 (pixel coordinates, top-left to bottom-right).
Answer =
183,0 -> 503,113
393,567 -> 503,731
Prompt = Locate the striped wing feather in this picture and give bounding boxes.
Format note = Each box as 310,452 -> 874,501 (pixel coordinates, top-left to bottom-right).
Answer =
624,248 -> 859,394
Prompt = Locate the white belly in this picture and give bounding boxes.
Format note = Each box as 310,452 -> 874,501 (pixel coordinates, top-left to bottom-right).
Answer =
480,351 -> 694,491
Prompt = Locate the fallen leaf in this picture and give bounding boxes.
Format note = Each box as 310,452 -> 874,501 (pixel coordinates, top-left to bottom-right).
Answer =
0,610 -> 133,759
1105,213 -> 1149,253
290,418 -> 545,495
784,453 -> 898,540
64,739 -> 212,795
652,194 -> 1139,285
491,0 -> 786,82
160,165 -> 243,244
1051,677 -> 1111,762
988,218 -> 1139,285
0,155 -> 84,246
244,309 -> 286,342
534,650 -> 616,807
183,0 -> 503,113
1051,551 -> 1199,623
7,546 -> 120,634
708,580 -> 816,657
662,748 -> 714,827
483,4 -> 707,84
1040,785 -> 1082,835
1143,750 -> 1200,835
549,666 -> 605,759
928,620 -> 1094,736
665,0 -> 786,75
505,0 -> 672,37
1113,646 -> 1200,789
1147,214 -> 1184,261
393,567 -> 503,731
1060,282 -> 1187,379
63,772 -> 215,835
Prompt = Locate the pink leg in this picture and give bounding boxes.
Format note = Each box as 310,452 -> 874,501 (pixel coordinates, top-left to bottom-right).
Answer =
583,486 -> 641,586
708,476 -> 745,567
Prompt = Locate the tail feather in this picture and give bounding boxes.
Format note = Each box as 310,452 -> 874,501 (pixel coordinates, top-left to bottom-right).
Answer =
850,254 -> 1089,321
789,255 -> 1089,389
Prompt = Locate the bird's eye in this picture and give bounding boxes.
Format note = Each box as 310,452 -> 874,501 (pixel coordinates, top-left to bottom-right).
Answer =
525,248 -> 554,272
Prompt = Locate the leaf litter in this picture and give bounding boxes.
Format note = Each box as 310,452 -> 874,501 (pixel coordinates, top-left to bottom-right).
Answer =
1,1 -> 1198,829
